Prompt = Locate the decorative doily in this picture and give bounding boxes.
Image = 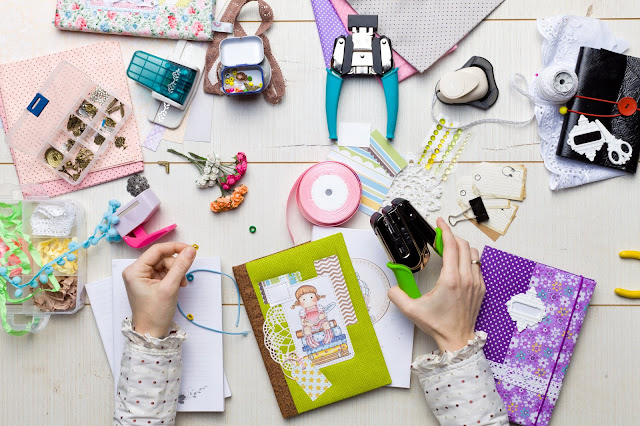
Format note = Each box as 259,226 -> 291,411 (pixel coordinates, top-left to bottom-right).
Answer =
30,202 -> 76,237
383,153 -> 444,217
263,305 -> 297,373
488,360 -> 562,401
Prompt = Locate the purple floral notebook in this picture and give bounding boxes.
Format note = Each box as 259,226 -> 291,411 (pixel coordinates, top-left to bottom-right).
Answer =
476,247 -> 596,426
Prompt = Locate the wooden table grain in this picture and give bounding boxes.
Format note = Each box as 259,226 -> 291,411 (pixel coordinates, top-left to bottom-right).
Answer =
1,1 -> 639,425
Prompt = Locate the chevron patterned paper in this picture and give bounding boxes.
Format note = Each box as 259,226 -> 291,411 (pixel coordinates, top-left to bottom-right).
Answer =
314,255 -> 357,326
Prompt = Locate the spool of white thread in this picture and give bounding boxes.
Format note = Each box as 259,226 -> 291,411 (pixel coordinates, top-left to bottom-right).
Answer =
533,64 -> 578,104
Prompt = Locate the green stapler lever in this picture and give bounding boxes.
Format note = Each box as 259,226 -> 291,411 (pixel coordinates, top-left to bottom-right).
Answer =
370,198 -> 443,298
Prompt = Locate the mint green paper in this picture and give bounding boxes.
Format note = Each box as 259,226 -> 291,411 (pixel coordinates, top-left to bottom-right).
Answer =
245,233 -> 391,414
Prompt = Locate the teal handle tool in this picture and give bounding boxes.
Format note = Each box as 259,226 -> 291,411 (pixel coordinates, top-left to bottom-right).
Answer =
381,68 -> 399,139
387,262 -> 421,298
325,69 -> 344,140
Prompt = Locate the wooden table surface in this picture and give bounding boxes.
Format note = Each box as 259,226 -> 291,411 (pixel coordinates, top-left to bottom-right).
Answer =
2,1 -> 640,425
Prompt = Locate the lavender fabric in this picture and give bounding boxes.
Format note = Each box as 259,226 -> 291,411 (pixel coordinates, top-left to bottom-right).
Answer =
310,0 -> 348,67
476,246 -> 536,363
476,246 -> 596,425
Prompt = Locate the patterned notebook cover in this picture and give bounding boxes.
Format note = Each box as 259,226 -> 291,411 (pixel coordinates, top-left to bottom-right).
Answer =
232,233 -> 390,418
476,246 -> 596,426
54,0 -> 217,41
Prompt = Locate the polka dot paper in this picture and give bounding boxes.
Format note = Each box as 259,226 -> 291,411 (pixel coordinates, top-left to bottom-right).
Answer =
476,246 -> 596,426
0,42 -> 143,197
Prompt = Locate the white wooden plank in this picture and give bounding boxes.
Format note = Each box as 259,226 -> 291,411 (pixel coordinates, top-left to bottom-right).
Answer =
2,20 -> 640,163
0,162 -> 634,305
0,305 -> 637,425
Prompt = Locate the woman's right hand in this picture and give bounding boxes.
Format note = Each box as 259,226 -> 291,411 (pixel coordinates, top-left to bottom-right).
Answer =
387,217 -> 485,353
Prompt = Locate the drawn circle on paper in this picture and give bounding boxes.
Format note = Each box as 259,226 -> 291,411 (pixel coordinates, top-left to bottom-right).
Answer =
352,258 -> 391,324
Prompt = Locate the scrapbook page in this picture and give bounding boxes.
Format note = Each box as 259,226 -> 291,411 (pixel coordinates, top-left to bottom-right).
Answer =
233,233 -> 390,418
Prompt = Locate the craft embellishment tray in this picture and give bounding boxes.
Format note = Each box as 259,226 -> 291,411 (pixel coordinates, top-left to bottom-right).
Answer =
218,36 -> 270,95
2,197 -> 86,334
6,61 -> 132,186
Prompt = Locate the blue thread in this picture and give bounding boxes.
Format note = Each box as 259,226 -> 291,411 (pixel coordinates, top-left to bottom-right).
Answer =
176,269 -> 249,336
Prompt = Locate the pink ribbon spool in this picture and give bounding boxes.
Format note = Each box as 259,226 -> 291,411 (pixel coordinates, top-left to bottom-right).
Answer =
287,161 -> 361,243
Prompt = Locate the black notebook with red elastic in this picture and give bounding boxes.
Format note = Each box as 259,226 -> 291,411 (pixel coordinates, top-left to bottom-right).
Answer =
557,47 -> 640,174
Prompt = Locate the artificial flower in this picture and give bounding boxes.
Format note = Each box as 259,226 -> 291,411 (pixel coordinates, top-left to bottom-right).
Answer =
210,185 -> 248,213
168,149 -> 248,194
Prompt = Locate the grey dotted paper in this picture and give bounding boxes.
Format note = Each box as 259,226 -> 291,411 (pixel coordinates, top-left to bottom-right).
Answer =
346,0 -> 505,72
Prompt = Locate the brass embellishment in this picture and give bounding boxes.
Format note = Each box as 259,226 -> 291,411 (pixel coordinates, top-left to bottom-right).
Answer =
45,147 -> 64,168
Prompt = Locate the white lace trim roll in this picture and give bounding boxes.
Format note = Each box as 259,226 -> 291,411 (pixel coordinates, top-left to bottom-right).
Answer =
30,202 -> 76,237
488,360 -> 562,401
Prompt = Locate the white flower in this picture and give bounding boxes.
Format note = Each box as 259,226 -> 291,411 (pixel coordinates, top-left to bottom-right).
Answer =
207,180 -> 215,187
204,166 -> 212,174
195,176 -> 208,188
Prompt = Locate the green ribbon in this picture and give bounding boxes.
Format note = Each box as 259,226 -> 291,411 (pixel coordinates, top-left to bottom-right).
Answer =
0,202 -> 60,334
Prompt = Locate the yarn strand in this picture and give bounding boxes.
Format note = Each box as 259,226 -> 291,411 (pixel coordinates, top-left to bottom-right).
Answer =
176,268 -> 250,336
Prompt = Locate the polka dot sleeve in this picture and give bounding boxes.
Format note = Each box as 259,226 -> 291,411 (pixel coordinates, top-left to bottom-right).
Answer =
411,332 -> 509,426
113,319 -> 187,426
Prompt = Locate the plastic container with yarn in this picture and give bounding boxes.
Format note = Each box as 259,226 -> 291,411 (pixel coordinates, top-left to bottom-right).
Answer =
287,161 -> 361,244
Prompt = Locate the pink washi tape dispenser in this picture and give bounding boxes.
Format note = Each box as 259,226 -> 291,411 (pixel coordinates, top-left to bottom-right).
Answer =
113,175 -> 176,249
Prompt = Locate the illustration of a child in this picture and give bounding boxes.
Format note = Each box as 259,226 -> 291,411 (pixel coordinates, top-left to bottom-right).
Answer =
291,285 -> 334,349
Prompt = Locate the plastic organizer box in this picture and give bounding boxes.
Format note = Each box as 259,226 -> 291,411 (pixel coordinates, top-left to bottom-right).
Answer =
3,197 -> 86,333
6,61 -> 132,185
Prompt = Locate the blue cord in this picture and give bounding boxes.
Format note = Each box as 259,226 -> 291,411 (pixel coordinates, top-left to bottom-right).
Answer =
176,269 -> 249,336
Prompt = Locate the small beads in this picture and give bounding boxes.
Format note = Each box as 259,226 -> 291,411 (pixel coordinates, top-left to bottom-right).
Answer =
14,288 -> 22,298
192,244 -> 199,250
249,226 -> 257,234
187,314 -> 194,321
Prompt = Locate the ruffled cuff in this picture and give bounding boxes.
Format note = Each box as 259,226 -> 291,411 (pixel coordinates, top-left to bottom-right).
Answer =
121,317 -> 187,350
412,330 -> 487,375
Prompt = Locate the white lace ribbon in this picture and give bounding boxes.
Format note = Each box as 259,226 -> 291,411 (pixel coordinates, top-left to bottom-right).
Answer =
488,360 -> 562,401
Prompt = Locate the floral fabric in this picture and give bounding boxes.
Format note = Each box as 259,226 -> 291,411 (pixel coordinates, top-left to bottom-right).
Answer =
493,263 -> 596,425
54,0 -> 216,41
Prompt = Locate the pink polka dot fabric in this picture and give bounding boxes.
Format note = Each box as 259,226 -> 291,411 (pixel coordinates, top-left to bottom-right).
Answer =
0,41 -> 143,197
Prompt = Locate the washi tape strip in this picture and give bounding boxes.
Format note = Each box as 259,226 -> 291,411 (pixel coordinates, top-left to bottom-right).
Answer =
368,130 -> 408,177
314,255 -> 357,326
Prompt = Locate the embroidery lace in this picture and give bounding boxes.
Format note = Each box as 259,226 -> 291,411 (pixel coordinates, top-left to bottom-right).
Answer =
411,331 -> 487,373
488,360 -> 562,401
383,153 -> 443,217
30,202 -> 76,237
532,15 -> 629,190
121,318 -> 186,350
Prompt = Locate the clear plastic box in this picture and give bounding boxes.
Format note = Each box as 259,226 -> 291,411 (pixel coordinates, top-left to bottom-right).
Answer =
2,194 -> 86,334
6,61 -> 132,185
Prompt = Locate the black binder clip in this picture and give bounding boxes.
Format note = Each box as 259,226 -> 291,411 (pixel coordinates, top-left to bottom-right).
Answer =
448,197 -> 489,226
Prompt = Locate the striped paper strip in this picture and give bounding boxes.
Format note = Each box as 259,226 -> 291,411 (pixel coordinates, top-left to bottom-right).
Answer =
368,130 -> 408,177
314,255 -> 357,326
327,146 -> 393,216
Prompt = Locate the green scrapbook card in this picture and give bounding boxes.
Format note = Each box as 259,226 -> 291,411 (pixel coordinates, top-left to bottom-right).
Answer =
233,233 -> 391,418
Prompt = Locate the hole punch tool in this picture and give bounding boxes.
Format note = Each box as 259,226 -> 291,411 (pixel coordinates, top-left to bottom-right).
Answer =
127,41 -> 204,129
448,197 -> 490,226
370,198 -> 444,299
113,176 -> 177,249
435,56 -> 499,109
326,15 -> 399,140
614,251 -> 640,298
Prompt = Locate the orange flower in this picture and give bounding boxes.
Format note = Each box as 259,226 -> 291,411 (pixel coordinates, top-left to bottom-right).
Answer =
210,185 -> 248,213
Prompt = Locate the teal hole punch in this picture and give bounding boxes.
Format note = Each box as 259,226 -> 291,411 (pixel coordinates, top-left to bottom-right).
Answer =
370,199 -> 444,299
126,41 -> 204,129
326,15 -> 399,140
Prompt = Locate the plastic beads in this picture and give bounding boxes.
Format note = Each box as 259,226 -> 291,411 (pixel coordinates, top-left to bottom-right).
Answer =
249,226 -> 256,234
187,314 -> 194,321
